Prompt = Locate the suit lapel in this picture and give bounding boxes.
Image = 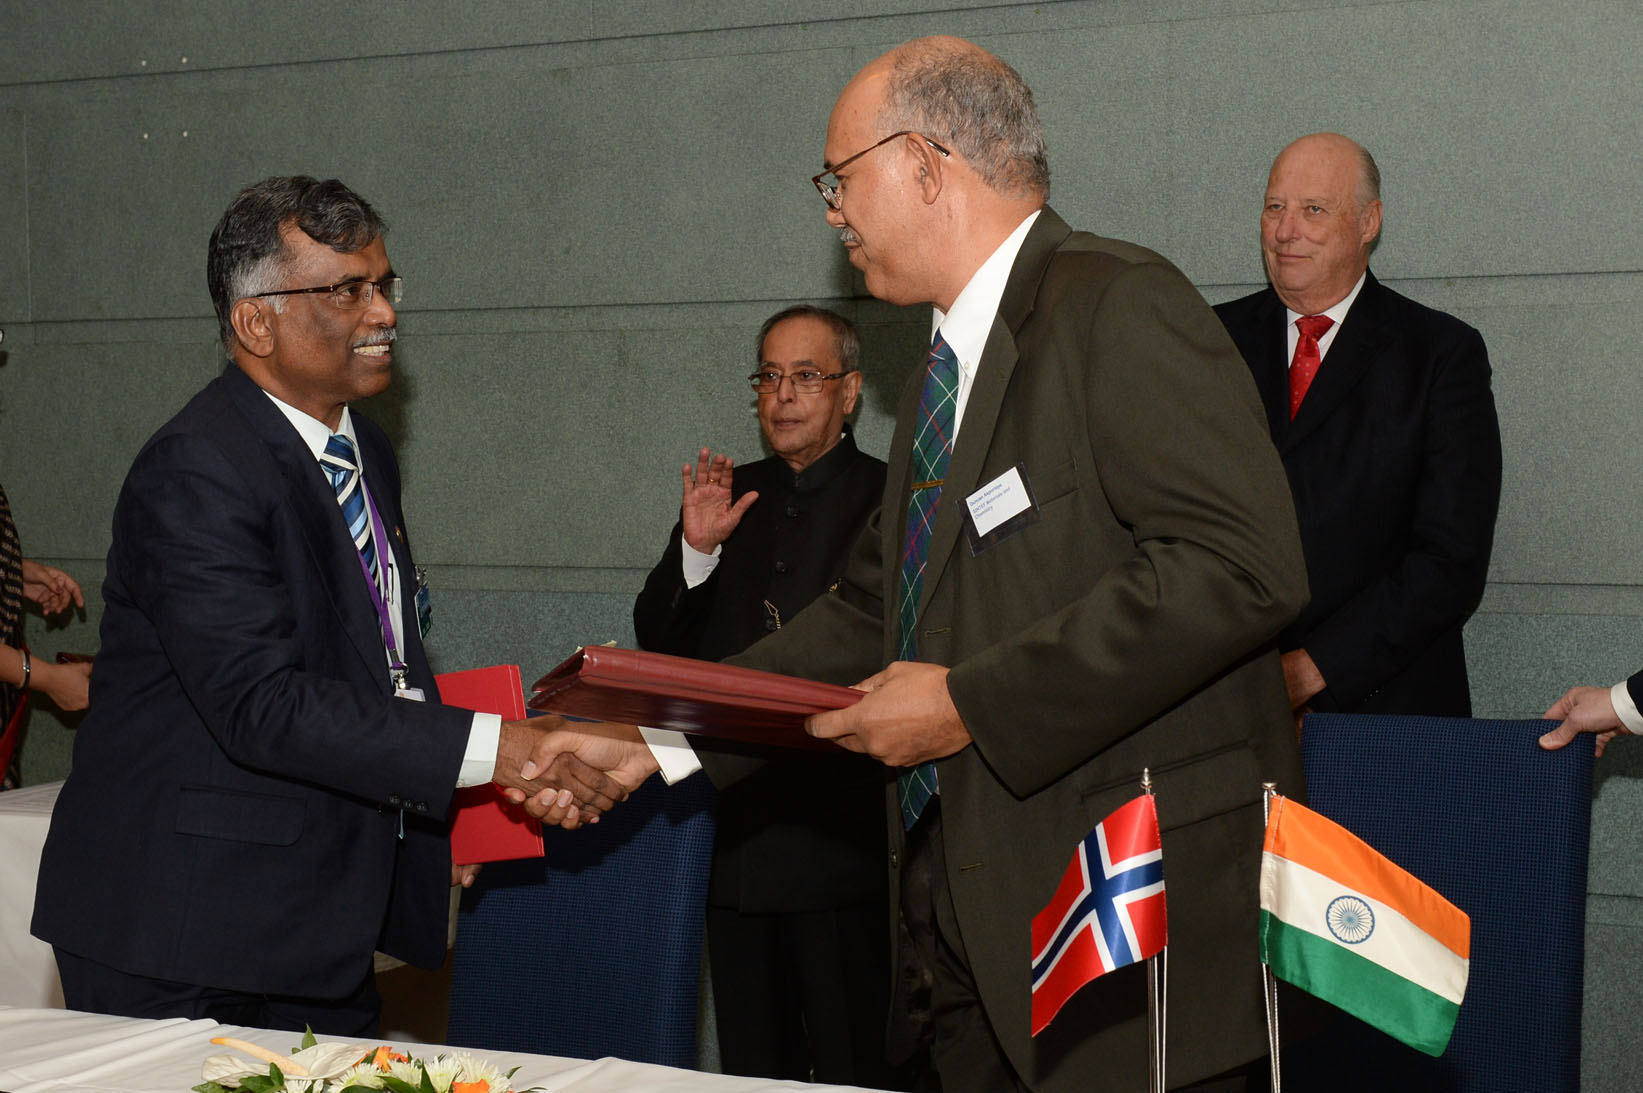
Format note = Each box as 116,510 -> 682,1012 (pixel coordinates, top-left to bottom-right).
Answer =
1239,291 -> 1293,443
916,208 -> 1070,616
1283,273 -> 1387,452
220,368 -> 393,689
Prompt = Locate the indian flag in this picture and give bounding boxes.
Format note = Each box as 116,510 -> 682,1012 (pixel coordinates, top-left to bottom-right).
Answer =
1259,794 -> 1470,1057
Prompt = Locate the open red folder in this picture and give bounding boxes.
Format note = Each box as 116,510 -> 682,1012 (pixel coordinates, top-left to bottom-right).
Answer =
528,645 -> 862,752
438,664 -> 545,863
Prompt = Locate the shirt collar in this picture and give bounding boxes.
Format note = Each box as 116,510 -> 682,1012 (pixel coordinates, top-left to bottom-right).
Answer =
931,209 -> 1041,367
263,391 -> 360,468
1285,270 -> 1368,329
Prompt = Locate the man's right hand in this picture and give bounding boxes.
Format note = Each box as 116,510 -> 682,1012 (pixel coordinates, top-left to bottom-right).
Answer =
509,720 -> 661,823
680,447 -> 758,554
493,715 -> 634,829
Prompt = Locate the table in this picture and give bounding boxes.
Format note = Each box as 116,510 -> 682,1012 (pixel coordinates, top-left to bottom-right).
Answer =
0,1007 -> 869,1092
0,782 -> 62,1009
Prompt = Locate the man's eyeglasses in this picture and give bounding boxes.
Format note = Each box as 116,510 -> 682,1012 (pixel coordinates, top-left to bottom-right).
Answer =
254,276 -> 403,311
812,131 -> 951,211
748,368 -> 856,394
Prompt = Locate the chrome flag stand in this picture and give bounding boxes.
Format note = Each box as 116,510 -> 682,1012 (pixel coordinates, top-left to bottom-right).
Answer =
1261,781 -> 1281,1093
1142,767 -> 1167,1093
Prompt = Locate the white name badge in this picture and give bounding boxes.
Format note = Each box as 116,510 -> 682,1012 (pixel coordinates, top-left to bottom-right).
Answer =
966,467 -> 1033,537
963,463 -> 1042,555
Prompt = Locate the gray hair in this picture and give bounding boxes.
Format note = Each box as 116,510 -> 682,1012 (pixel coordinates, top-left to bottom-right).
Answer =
755,305 -> 861,374
207,176 -> 386,353
879,38 -> 1050,200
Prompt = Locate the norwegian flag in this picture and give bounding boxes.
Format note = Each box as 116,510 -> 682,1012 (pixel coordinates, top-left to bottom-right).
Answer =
1030,793 -> 1167,1035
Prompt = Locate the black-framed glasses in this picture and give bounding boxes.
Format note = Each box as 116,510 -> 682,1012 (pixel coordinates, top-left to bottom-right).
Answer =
254,275 -> 403,311
748,368 -> 856,394
812,131 -> 951,210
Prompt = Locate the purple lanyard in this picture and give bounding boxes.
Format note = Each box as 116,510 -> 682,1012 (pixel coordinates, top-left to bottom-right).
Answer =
351,478 -> 408,684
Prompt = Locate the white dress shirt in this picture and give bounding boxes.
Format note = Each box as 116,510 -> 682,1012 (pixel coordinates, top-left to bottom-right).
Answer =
265,393 -> 499,787
1283,272 -> 1367,367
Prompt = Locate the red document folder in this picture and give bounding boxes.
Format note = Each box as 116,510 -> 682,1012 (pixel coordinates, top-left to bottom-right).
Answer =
528,645 -> 862,752
438,664 -> 545,863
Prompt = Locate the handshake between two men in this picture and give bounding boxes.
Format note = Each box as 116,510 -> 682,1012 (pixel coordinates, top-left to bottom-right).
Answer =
492,658 -> 978,828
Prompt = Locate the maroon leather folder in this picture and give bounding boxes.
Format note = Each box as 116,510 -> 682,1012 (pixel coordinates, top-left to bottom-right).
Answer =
528,646 -> 862,751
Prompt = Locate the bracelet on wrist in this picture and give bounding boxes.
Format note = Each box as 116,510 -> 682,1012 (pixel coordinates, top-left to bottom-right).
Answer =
19,648 -> 29,690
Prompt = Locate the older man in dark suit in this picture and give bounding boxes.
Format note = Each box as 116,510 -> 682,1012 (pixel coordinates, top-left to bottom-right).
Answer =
32,176 -> 618,1036
526,36 -> 1316,1092
1214,133 -> 1502,724
632,305 -> 897,1087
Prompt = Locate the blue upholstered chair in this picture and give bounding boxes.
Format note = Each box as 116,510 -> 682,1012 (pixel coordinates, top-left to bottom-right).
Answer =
447,771 -> 718,1068
1283,713 -> 1593,1092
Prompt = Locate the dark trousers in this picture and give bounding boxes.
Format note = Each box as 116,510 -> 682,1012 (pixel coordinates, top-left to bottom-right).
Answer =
707,901 -> 910,1089
54,947 -> 381,1038
899,804 -> 1266,1093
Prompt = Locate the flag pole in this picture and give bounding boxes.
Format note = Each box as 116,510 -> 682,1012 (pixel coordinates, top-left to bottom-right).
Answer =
1142,767 -> 1166,1093
1261,782 -> 1281,1093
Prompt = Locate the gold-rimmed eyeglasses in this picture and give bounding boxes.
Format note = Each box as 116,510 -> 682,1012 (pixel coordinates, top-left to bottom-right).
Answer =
811,131 -> 951,210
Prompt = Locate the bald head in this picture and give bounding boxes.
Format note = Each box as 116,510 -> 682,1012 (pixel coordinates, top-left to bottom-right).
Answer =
1260,132 -> 1383,314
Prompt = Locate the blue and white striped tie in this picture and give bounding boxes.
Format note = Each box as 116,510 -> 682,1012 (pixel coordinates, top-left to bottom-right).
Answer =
321,434 -> 381,592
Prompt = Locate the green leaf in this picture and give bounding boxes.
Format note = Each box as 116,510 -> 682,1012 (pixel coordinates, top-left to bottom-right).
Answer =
419,1069 -> 439,1093
192,1083 -> 236,1093
300,1027 -> 318,1051
379,1077 -> 423,1093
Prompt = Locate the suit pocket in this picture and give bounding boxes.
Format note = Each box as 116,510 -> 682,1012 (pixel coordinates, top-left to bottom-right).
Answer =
1031,456 -> 1079,507
176,784 -> 306,846
1077,741 -> 1261,831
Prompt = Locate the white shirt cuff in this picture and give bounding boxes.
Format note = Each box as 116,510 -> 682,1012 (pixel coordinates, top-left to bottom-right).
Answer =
638,725 -> 702,784
681,535 -> 721,589
1610,681 -> 1643,736
457,712 -> 504,787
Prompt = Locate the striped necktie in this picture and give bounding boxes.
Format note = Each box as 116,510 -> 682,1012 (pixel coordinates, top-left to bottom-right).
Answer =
896,333 -> 959,829
320,434 -> 382,592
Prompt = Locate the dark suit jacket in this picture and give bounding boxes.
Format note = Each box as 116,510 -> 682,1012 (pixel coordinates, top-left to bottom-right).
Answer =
1215,274 -> 1502,715
633,431 -> 889,912
719,208 -> 1313,1089
33,364 -> 472,999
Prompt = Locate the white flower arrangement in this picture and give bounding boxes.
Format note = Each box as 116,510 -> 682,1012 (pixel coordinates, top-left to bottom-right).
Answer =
195,1031 -> 533,1093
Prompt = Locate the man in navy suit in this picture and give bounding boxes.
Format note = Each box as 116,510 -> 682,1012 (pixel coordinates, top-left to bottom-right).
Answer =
1215,133 -> 1502,725
32,177 -> 619,1036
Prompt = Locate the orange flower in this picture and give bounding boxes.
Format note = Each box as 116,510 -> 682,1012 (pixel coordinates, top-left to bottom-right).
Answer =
371,1045 -> 410,1069
452,1082 -> 491,1093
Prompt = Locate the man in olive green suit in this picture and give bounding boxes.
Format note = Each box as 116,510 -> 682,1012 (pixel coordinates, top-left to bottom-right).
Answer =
523,35 -> 1313,1092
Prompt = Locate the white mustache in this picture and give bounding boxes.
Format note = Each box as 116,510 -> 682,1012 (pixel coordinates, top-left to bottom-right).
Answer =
352,328 -> 398,349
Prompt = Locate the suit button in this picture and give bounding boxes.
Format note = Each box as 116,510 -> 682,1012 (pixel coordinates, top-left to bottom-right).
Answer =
890,849 -> 901,868
414,801 -> 428,813
785,504 -> 799,518
387,794 -> 402,807
773,560 -> 788,574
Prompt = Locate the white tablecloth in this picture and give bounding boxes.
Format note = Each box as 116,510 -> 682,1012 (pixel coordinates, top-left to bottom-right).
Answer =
0,782 -> 63,1009
0,1007 -> 869,1093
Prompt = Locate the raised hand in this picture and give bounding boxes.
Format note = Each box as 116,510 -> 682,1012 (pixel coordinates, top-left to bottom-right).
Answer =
680,447 -> 759,554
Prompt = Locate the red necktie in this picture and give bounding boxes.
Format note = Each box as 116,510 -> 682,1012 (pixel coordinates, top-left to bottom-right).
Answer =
1288,314 -> 1335,419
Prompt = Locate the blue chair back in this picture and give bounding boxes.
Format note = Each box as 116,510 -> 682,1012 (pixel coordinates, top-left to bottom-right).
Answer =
448,773 -> 717,1068
1283,713 -> 1592,1092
